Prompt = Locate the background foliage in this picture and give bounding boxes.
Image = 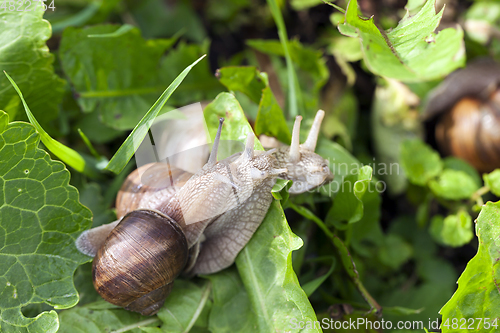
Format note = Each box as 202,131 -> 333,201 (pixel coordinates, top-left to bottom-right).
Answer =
1,0 -> 499,332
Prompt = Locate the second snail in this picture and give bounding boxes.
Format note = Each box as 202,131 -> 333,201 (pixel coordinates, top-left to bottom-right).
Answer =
424,58 -> 500,173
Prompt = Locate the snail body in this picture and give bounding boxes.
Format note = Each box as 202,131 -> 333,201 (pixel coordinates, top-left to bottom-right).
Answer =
75,110 -> 332,315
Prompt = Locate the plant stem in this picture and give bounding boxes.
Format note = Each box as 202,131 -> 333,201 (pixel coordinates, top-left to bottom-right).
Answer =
321,0 -> 346,13
266,0 -> 299,118
289,202 -> 382,316
471,186 -> 490,207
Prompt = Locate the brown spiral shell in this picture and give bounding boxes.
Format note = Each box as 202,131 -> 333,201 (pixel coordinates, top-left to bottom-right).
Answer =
424,58 -> 500,172
92,209 -> 188,316
435,90 -> 500,172
115,162 -> 191,220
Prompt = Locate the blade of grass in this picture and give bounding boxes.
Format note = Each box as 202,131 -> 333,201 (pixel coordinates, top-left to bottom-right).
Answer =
78,128 -> 109,170
266,0 -> 301,118
87,24 -> 134,38
78,128 -> 101,159
4,71 -> 102,178
105,54 -> 206,174
302,256 -> 336,297
51,2 -> 101,34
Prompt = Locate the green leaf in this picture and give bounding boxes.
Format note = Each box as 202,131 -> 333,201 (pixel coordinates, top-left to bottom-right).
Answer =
440,201 -> 500,332
205,269 -> 258,332
4,72 -> 100,178
204,92 -> 319,332
0,7 -> 65,131
204,92 -> 263,159
105,55 -> 206,174
216,67 -> 290,143
443,157 -> 482,189
246,39 -> 329,98
59,25 -> 177,130
429,169 -> 479,200
339,0 -> 465,82
430,211 -> 474,247
484,169 -> 500,197
216,66 -> 267,104
236,201 -> 319,332
327,166 -> 373,228
272,179 -> 292,205
272,178 -> 291,194
255,87 -> 291,143
401,139 -> 442,186
0,111 -> 92,332
146,280 -> 212,333
378,234 -> 413,270
58,305 -> 159,333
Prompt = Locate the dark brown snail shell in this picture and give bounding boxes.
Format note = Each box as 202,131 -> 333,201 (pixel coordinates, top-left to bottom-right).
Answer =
92,209 -> 188,316
435,90 -> 500,172
424,58 -> 500,172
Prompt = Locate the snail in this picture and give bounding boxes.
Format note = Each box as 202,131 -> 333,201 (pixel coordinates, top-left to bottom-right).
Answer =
423,58 -> 500,172
92,209 -> 188,315
75,110 -> 332,316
